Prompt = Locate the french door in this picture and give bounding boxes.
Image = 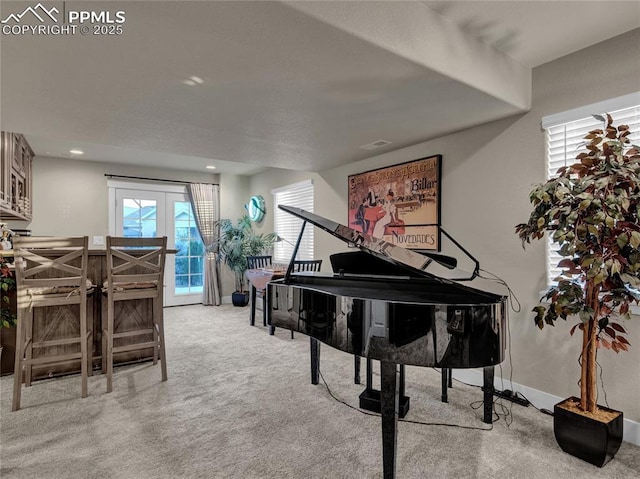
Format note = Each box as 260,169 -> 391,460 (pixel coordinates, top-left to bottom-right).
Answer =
109,181 -> 204,306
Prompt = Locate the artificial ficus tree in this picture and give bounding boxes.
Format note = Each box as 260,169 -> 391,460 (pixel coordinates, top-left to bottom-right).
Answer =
516,114 -> 640,414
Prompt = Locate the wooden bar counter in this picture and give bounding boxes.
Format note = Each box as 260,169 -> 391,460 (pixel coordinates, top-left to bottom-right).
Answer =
1,248 -> 174,379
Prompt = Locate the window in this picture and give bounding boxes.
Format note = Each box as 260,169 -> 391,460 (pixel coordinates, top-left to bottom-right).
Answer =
272,180 -> 314,263
542,93 -> 640,284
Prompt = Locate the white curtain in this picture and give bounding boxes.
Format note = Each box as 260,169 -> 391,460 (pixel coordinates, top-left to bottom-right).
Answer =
187,183 -> 221,306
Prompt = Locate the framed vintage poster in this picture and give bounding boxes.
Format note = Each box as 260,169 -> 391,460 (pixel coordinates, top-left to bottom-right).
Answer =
347,155 -> 441,250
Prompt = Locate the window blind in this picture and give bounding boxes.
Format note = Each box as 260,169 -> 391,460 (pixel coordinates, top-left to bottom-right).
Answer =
544,102 -> 640,284
272,180 -> 314,263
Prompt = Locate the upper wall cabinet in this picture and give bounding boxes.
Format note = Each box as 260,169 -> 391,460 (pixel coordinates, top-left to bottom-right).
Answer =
1,132 -> 33,221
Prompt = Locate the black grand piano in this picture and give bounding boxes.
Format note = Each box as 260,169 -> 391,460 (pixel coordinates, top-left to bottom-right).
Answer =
267,206 -> 508,479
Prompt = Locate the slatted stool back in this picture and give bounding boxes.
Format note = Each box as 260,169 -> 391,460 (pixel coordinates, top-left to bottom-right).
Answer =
12,236 -> 91,411
103,236 -> 167,393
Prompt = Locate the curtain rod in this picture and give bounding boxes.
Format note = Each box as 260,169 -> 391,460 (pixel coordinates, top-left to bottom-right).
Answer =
105,174 -> 218,186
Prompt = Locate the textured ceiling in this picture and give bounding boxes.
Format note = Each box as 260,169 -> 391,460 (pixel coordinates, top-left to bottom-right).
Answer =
1,1 -> 638,174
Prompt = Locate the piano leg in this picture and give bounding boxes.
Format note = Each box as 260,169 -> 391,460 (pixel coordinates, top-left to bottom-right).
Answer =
441,368 -> 448,403
483,366 -> 494,424
399,365 -> 406,404
440,368 -> 453,403
380,361 -> 399,479
310,338 -> 320,385
354,355 -> 361,385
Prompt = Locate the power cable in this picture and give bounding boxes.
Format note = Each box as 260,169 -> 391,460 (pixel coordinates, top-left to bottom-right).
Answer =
318,368 -> 493,431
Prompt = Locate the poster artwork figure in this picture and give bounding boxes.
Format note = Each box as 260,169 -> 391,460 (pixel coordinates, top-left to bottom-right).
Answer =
372,190 -> 397,238
354,197 -> 370,234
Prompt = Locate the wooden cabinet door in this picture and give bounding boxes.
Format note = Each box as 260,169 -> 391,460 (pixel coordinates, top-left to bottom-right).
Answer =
0,132 -> 11,209
11,134 -> 23,173
20,139 -> 32,219
0,132 -> 33,220
10,170 -> 25,215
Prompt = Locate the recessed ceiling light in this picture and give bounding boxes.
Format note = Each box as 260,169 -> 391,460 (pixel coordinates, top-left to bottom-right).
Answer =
69,149 -> 84,155
206,165 -> 216,170
183,76 -> 204,86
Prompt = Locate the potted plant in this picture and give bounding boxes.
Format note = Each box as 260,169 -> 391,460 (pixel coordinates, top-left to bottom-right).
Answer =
216,215 -> 275,306
515,114 -> 639,466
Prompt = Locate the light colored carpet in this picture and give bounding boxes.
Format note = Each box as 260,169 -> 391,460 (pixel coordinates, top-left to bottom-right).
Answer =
1,304 -> 639,479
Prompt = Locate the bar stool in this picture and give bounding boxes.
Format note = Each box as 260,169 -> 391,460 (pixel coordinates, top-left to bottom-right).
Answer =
12,236 -> 92,411
102,236 -> 167,393
247,255 -> 272,327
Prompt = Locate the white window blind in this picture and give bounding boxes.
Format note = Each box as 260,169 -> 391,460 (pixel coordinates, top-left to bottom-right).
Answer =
272,180 -> 314,263
543,101 -> 640,284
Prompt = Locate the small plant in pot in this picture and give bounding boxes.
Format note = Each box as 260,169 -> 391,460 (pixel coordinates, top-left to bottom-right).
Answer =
216,215 -> 275,306
516,114 -> 639,466
0,258 -> 16,329
1,255 -> 18,372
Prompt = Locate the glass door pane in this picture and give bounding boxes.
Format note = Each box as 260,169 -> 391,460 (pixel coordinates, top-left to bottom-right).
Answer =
165,193 -> 204,306
174,200 -> 204,296
115,189 -> 165,240
122,198 -> 158,237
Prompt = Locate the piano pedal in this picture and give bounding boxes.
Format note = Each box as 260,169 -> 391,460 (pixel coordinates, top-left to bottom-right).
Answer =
359,388 -> 411,418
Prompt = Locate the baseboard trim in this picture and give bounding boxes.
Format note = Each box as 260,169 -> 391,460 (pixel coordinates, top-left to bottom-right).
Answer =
450,369 -> 639,447
221,295 -> 232,304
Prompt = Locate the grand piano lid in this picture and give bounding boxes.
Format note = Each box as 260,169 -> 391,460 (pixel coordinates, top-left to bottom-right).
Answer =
279,205 -> 508,298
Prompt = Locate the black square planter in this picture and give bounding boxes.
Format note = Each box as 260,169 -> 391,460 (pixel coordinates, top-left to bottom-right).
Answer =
232,291 -> 249,307
554,397 -> 623,467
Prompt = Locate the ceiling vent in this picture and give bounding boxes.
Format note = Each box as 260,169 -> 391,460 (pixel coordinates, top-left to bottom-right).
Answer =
359,139 -> 392,151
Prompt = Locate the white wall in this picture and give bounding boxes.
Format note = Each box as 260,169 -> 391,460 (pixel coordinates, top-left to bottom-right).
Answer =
7,156 -> 219,237
247,28 -> 640,424
218,173 -> 250,222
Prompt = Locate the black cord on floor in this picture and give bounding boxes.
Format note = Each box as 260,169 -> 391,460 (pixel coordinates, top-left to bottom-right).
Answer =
318,368 -> 493,432
318,368 -> 379,418
430,367 -> 512,425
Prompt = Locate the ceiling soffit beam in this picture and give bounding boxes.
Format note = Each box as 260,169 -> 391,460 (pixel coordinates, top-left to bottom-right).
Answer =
284,0 -> 531,111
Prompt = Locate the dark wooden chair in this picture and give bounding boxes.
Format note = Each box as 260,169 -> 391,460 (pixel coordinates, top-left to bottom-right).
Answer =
102,236 -> 167,393
12,236 -> 92,411
290,260 -> 322,339
293,260 -> 323,273
246,255 -> 272,327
